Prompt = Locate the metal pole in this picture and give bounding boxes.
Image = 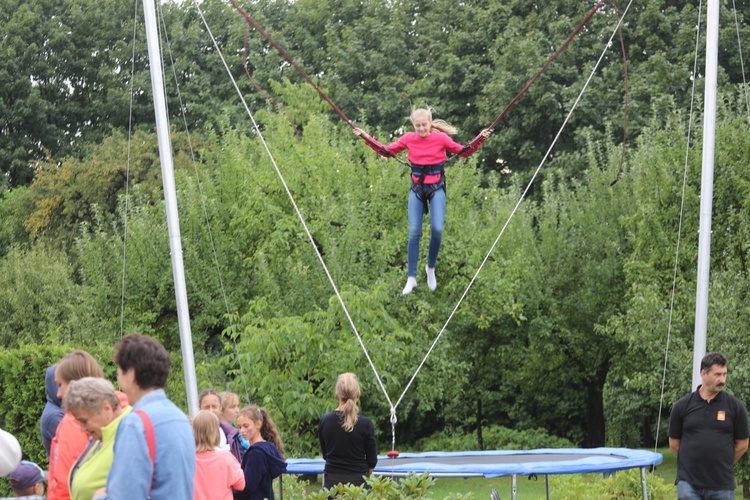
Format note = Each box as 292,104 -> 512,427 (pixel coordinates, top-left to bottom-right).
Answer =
142,0 -> 200,416
692,0 -> 719,391
545,474 -> 550,499
640,467 -> 648,500
511,474 -> 517,500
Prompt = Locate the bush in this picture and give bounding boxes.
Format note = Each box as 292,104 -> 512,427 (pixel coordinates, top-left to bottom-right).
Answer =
281,473 -> 474,500
414,425 -> 575,452
550,468 -> 674,499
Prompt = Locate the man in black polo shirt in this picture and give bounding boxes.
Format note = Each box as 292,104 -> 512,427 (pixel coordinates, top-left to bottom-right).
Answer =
668,352 -> 750,499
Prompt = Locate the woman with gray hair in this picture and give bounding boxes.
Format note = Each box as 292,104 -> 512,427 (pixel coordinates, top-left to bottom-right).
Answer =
63,377 -> 130,500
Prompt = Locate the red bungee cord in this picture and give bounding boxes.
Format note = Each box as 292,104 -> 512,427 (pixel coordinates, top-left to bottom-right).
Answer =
229,0 -> 625,168
451,0 -> 609,160
229,0 -> 397,159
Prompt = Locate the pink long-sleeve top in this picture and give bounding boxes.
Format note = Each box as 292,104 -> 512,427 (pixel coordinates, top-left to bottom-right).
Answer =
385,131 -> 464,184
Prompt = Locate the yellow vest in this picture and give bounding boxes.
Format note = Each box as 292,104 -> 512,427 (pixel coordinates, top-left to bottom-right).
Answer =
69,406 -> 132,500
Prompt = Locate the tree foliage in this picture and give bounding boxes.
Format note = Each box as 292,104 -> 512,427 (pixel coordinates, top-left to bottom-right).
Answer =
2,0 -> 750,467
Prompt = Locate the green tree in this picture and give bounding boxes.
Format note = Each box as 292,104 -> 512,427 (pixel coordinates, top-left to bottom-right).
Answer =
0,244 -> 80,347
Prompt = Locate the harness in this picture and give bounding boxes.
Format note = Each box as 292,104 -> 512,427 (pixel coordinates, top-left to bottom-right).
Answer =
410,163 -> 445,214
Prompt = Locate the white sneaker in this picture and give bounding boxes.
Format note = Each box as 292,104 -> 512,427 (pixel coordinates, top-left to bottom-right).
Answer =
426,266 -> 437,291
402,277 -> 417,295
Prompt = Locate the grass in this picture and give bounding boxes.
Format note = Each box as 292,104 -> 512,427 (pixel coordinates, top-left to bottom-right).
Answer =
430,448 -> 676,498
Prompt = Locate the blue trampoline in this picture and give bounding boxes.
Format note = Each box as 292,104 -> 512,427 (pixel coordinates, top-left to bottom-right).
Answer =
285,447 -> 664,499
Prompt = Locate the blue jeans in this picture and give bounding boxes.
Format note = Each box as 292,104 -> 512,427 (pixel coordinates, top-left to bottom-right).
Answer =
407,187 -> 446,277
677,481 -> 735,499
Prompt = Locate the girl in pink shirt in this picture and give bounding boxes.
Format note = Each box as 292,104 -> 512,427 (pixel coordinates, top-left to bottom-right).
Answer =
193,411 -> 245,500
354,108 -> 491,295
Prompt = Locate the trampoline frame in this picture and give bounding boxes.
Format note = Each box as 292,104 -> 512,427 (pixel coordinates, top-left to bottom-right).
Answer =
283,447 -> 664,500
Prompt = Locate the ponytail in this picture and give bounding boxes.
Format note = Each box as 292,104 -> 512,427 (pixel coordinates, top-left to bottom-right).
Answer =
431,119 -> 457,135
335,372 -> 361,432
259,408 -> 285,459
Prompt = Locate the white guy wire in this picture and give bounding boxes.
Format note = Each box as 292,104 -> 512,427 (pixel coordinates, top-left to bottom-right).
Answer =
120,0 -> 140,337
652,0 -> 704,458
191,0 -> 395,411
394,0 -> 636,411
732,0 -> 750,121
156,0 -> 252,401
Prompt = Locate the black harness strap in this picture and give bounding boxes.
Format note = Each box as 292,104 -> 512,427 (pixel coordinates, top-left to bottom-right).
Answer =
410,163 -> 445,215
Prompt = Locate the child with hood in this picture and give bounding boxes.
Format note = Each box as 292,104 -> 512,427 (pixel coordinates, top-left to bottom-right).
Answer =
40,365 -> 65,458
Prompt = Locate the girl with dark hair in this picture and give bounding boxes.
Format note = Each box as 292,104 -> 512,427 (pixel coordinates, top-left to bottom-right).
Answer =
233,406 -> 287,500
318,373 -> 378,489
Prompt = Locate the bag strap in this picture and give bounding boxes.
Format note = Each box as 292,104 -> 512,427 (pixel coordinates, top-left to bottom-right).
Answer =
135,409 -> 156,497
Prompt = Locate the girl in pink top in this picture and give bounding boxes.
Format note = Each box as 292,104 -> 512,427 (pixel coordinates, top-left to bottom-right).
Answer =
193,411 -> 245,500
354,108 -> 491,295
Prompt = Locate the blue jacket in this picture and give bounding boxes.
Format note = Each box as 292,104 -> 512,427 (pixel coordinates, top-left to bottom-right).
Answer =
233,441 -> 287,500
40,365 -> 65,458
97,389 -> 195,500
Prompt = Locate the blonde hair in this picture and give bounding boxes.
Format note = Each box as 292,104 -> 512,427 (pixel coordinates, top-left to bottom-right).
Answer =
238,405 -> 285,459
410,107 -> 457,135
336,373 -> 360,432
193,410 -> 220,453
219,391 -> 239,411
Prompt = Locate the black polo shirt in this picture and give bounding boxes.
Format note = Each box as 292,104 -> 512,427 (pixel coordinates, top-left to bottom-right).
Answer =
668,386 -> 750,490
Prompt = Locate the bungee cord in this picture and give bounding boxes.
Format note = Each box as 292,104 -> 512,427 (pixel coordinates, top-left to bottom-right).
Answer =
609,0 -> 630,185
447,0 -> 609,162
393,0 -> 636,412
228,0 -> 409,165
191,0 -> 397,414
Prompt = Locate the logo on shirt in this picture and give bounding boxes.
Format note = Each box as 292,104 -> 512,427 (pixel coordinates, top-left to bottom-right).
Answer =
717,411 -> 726,421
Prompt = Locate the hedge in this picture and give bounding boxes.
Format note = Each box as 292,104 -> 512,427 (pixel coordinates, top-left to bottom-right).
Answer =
0,341 -> 188,496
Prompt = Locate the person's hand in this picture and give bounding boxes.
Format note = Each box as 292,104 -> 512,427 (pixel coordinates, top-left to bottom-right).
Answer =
353,127 -> 367,138
480,128 -> 492,138
92,487 -> 107,500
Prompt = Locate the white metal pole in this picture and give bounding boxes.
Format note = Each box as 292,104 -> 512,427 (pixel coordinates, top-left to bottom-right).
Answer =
142,0 -> 200,416
692,0 -> 720,391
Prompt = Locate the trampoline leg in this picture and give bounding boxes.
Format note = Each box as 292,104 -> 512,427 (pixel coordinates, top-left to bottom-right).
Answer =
640,467 -> 648,500
545,474 -> 550,499
278,475 -> 283,500
511,474 -> 517,500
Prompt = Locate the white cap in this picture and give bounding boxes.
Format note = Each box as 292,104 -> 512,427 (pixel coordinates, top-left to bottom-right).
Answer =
0,428 -> 22,477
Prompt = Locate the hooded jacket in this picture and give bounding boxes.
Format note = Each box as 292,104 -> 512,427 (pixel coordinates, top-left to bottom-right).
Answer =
219,420 -> 244,464
233,441 -> 286,500
40,365 -> 65,458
